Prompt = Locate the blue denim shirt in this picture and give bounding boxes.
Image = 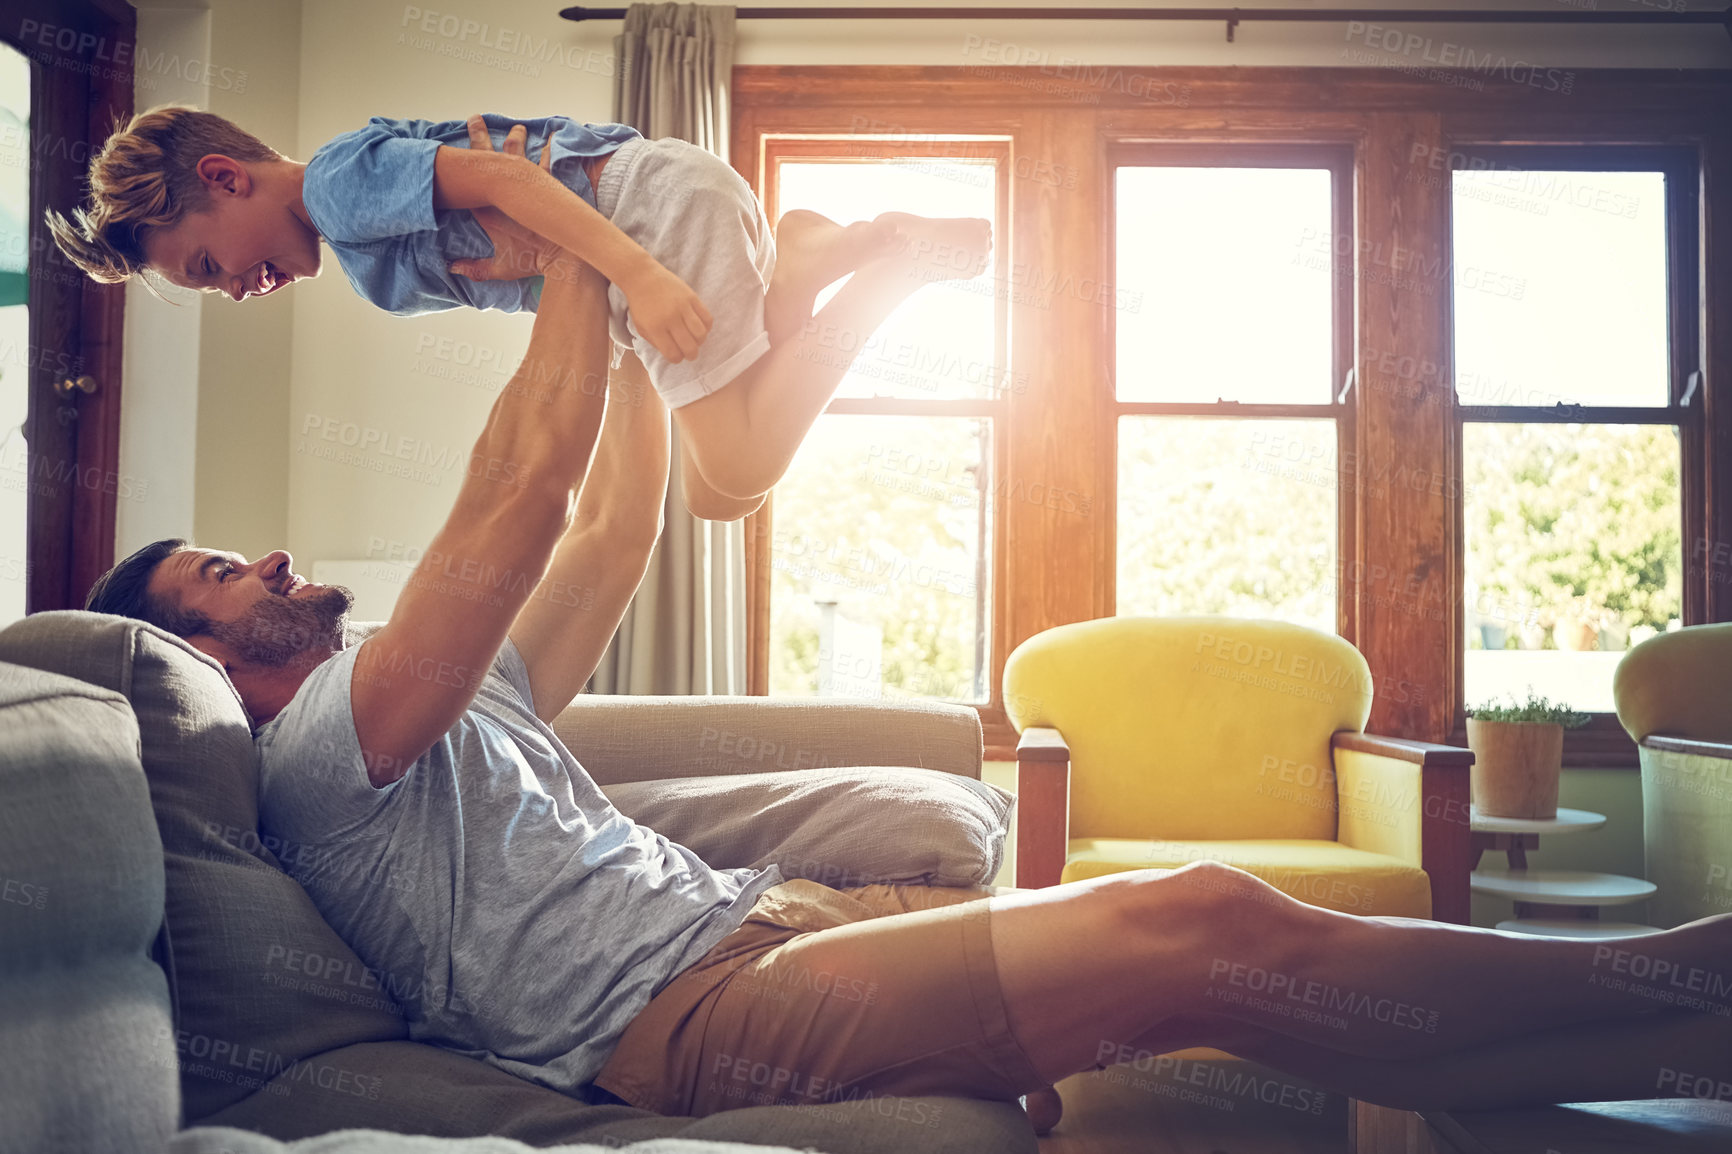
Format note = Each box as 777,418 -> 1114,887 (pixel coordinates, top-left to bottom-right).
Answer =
301,114 -> 641,315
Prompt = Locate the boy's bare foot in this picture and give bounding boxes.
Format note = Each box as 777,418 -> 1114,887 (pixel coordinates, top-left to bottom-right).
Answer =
766,210 -> 900,342
874,212 -> 993,283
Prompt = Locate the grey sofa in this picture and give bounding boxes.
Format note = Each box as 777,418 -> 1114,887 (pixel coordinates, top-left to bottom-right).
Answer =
0,611 -> 1037,1154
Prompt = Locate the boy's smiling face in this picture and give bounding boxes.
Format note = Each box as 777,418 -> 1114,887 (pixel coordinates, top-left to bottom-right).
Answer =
142,153 -> 323,301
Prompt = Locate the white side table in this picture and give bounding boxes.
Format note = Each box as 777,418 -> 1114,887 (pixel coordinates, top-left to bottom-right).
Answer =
1470,806 -> 1661,936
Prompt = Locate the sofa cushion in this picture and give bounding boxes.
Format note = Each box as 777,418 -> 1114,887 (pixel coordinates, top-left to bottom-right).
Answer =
198,1038 -> 1037,1154
0,612 -> 409,1121
0,661 -> 179,1154
172,1128 -> 816,1154
602,768 -> 1013,889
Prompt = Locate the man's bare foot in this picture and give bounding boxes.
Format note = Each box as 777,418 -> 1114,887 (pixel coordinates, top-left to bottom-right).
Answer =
766,209 -> 900,342
874,212 -> 993,284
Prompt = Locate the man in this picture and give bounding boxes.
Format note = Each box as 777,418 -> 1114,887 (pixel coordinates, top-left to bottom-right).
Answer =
85,131 -> 1730,1124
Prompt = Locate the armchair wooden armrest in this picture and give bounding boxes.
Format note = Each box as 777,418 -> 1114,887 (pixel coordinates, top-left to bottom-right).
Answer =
1333,732 -> 1475,767
1641,735 -> 1732,760
1015,727 -> 1071,889
1331,731 -> 1475,924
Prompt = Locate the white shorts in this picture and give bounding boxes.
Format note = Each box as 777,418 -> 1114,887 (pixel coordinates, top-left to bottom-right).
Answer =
593,136 -> 776,409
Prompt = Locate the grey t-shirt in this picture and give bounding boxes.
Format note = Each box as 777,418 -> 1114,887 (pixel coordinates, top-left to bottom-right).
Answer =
255,638 -> 783,1093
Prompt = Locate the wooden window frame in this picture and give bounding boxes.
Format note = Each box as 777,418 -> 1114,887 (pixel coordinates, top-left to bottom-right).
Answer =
732,67 -> 1732,764
742,128 -> 1025,748
1107,143 -> 1358,640
1445,144 -> 1705,766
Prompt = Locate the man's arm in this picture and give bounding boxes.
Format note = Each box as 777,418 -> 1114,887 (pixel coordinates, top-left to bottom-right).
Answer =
509,352 -> 670,721
350,229 -> 611,788
433,117 -> 713,364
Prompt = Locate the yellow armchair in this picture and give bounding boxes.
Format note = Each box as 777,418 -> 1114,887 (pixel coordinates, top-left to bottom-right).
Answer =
1613,621 -> 1732,928
1004,616 -> 1475,922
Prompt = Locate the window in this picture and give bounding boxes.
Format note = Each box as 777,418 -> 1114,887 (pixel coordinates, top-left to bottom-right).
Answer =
1455,151 -> 1696,716
1113,150 -> 1352,635
760,141 -> 1008,704
735,67 -> 1730,760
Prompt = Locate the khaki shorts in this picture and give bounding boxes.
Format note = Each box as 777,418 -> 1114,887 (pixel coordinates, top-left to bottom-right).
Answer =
591,879 -> 1046,1117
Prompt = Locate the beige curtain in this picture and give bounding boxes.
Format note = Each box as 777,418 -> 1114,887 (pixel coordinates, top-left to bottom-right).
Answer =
589,4 -> 747,695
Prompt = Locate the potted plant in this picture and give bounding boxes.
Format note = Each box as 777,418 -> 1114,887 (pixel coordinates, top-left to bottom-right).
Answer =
1464,690 -> 1589,820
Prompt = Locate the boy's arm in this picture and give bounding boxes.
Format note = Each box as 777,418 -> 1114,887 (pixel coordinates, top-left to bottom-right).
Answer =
509,352 -> 669,721
350,226 -> 611,787
435,117 -> 713,365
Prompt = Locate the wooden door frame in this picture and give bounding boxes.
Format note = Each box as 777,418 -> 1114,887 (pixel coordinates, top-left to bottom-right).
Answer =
5,0 -> 132,611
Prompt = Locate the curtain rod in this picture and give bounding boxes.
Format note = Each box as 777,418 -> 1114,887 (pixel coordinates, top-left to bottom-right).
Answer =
557,6 -> 1732,45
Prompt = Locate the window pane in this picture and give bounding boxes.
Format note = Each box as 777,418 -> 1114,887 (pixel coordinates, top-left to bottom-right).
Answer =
1116,167 -> 1334,404
1463,423 -> 1681,715
1453,170 -> 1669,407
769,415 -> 992,703
776,159 -> 1000,401
1117,417 -> 1336,632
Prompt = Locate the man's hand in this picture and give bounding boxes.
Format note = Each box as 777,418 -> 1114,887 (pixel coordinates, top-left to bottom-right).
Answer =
440,115 -> 713,363
447,120 -> 569,283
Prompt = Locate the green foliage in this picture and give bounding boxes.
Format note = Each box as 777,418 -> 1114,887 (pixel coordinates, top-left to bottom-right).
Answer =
767,415 -> 1684,704
1464,424 -> 1681,643
768,415 -> 988,702
1466,688 -> 1590,728
1117,419 -> 1337,631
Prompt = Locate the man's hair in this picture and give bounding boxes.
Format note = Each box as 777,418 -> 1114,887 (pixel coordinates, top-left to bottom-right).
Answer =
46,105 -> 281,285
84,537 -> 211,636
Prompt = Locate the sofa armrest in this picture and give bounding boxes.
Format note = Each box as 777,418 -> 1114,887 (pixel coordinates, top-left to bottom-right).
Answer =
1014,727 -> 1071,890
1331,731 -> 1474,924
550,695 -> 983,787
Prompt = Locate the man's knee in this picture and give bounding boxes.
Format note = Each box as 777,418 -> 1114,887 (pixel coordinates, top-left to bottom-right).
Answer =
1102,861 -> 1285,951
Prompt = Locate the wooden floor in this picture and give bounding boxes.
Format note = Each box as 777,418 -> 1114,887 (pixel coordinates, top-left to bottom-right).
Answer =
1036,1061 -> 1350,1154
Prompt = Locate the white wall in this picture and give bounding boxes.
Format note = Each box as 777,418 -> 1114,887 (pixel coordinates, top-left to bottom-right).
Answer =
119,0 -> 299,561
194,0 -> 300,558
116,4 -> 208,558
287,0 -> 616,573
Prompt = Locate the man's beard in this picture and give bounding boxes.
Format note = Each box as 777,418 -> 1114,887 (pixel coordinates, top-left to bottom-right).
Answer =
207,585 -> 355,669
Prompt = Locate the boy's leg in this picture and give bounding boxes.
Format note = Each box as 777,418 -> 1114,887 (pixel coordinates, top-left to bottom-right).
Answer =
761,210 -> 899,345
600,351 -> 760,522
677,433 -> 766,522
673,213 -> 992,504
670,210 -> 895,522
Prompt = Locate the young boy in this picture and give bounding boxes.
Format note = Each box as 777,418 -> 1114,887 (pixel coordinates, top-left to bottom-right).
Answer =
48,107 -> 991,520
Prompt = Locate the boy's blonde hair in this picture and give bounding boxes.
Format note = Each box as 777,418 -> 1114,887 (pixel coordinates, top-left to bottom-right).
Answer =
46,105 -> 281,284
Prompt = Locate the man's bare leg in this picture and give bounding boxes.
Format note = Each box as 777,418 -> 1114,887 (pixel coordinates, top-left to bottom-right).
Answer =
673,211 -> 992,508
1119,1007 -> 1732,1112
987,862 -> 1732,1086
